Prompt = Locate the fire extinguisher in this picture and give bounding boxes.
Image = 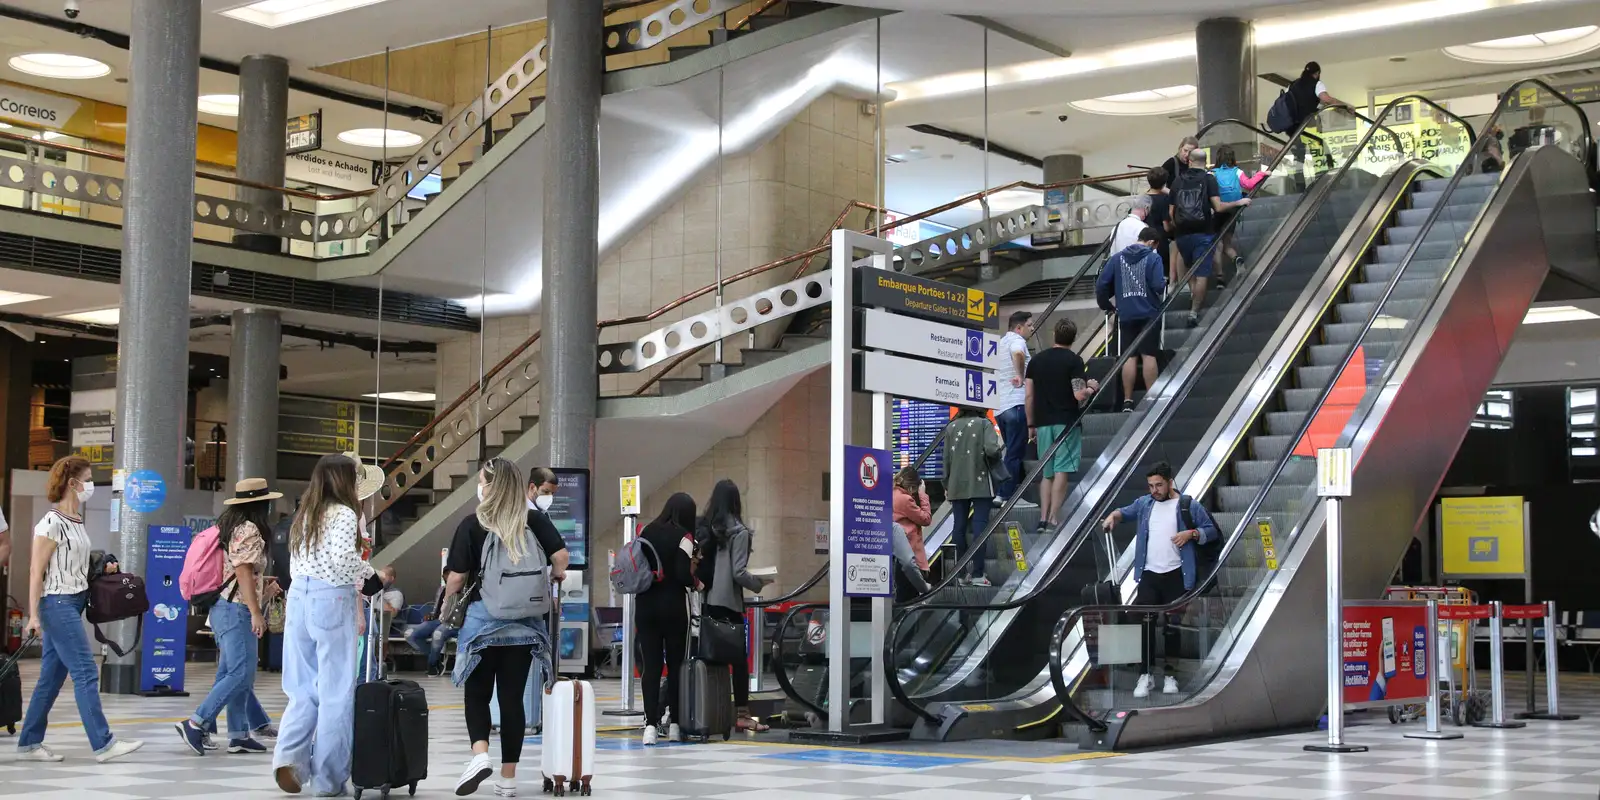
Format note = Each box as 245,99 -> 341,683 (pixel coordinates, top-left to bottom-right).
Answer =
6,607 -> 22,653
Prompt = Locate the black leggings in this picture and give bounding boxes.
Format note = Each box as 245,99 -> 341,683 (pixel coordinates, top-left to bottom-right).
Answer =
635,609 -> 688,728
464,645 -> 535,764
705,606 -> 750,709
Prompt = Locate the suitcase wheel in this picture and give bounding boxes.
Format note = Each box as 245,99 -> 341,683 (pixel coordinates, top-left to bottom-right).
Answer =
542,777 -> 553,794
355,791 -> 361,800
408,783 -> 417,796
5,724 -> 12,735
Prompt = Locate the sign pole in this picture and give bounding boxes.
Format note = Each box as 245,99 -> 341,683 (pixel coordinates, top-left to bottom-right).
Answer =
606,476 -> 643,718
1405,599 -> 1463,740
869,389 -> 889,726
827,230 -> 859,734
1307,448 -> 1365,753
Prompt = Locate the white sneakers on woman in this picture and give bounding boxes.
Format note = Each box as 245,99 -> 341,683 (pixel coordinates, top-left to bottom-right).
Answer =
456,752 -> 494,796
16,745 -> 64,762
642,725 -> 659,746
493,780 -> 517,798
16,739 -> 143,763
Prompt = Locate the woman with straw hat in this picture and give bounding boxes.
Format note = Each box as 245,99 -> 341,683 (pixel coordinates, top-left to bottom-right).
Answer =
176,478 -> 282,757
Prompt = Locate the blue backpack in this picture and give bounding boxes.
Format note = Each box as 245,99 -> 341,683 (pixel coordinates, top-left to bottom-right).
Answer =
1213,166 -> 1244,202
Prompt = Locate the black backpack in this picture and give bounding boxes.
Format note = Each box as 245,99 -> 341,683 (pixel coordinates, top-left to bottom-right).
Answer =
1180,495 -> 1223,586
1170,171 -> 1210,230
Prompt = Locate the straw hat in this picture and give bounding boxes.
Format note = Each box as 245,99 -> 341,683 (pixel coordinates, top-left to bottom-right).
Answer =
342,451 -> 386,500
222,477 -> 284,506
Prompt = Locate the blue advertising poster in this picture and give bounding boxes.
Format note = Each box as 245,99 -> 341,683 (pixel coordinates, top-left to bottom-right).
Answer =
141,524 -> 190,693
842,445 -> 894,597
125,469 -> 167,513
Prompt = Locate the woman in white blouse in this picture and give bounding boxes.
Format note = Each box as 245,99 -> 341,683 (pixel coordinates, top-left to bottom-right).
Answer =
272,455 -> 379,797
15,455 -> 144,763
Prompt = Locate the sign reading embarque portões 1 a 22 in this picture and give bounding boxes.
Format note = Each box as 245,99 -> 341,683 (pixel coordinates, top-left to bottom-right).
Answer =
855,269 -> 998,330
842,445 -> 893,597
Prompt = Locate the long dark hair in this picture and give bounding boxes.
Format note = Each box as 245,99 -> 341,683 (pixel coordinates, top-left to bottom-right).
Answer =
292,454 -> 360,555
1214,144 -> 1238,169
696,479 -> 744,547
652,492 -> 697,532
218,500 -> 274,551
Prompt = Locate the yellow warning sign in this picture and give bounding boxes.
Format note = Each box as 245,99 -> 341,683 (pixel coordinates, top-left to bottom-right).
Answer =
619,475 -> 641,516
1005,522 -> 1028,572
1258,520 -> 1277,571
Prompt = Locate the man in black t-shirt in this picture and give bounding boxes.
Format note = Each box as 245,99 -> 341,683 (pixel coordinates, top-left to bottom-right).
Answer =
1025,318 -> 1098,533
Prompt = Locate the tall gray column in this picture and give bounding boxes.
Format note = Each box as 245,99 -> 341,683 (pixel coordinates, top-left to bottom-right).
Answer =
1195,18 -> 1256,129
227,309 -> 282,486
111,0 -> 201,694
537,0 -> 602,471
234,55 -> 290,253
1043,153 -> 1084,246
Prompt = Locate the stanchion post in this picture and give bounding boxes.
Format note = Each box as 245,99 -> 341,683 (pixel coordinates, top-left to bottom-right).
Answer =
1519,600 -> 1580,721
1406,599 -> 1463,740
749,598 -> 766,693
1305,477 -> 1368,752
1472,601 -> 1525,729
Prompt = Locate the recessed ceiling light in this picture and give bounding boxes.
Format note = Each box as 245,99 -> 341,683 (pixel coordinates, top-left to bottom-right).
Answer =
7,53 -> 111,80
198,94 -> 241,117
337,128 -> 423,149
58,308 -> 120,325
1444,25 -> 1600,64
1524,304 -> 1600,324
0,290 -> 49,306
220,0 -> 391,29
363,390 -> 437,403
1069,85 -> 1196,116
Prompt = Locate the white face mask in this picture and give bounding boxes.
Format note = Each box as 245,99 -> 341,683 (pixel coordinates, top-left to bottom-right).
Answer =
534,494 -> 554,512
76,481 -> 95,503
476,483 -> 487,503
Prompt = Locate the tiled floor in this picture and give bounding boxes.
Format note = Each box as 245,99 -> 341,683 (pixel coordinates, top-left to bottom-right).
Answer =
4,661 -> 1599,800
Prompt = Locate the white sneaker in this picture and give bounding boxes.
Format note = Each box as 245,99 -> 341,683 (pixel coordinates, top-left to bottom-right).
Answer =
1163,676 -> 1180,695
493,780 -> 517,798
1011,498 -> 1039,509
17,745 -> 64,762
455,753 -> 493,796
642,725 -> 659,746
1133,673 -> 1153,699
96,739 -> 145,763
667,723 -> 680,742
969,576 -> 993,588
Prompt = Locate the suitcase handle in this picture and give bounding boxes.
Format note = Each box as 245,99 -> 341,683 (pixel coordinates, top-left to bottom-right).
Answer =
365,595 -> 383,683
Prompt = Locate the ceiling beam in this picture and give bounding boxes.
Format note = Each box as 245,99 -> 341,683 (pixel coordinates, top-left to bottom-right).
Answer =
954,15 -> 1072,59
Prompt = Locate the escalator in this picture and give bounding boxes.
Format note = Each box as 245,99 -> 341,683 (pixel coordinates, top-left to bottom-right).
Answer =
770,106 -> 1409,731
1048,79 -> 1598,749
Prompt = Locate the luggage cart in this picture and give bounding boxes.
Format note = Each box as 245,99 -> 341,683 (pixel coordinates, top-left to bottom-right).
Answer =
1383,586 -> 1488,726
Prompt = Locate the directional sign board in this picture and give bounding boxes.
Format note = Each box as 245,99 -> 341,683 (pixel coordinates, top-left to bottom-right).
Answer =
855,268 -> 999,330
855,350 -> 999,409
857,308 -> 1005,370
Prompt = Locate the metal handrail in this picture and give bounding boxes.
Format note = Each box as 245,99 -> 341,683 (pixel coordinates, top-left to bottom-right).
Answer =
881,106 -> 1401,725
770,602 -> 829,720
728,0 -> 784,31
1047,88 -> 1533,732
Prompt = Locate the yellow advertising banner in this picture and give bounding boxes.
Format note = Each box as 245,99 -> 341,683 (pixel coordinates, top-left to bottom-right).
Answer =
0,79 -> 238,167
1439,496 -> 1527,577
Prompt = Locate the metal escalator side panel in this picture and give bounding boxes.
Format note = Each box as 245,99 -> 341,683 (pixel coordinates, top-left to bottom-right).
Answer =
1108,145 -> 1596,749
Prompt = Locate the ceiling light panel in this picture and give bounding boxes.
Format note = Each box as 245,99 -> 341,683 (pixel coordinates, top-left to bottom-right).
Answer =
337,128 -> 424,149
1524,305 -> 1600,324
58,308 -> 120,325
219,0 -> 391,28
1443,25 -> 1600,64
7,53 -> 111,80
363,391 -> 436,403
198,94 -> 241,117
0,291 -> 49,306
1070,84 -> 1196,116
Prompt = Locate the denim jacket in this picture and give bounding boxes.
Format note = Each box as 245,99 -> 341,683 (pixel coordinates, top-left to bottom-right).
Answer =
1120,494 -> 1220,591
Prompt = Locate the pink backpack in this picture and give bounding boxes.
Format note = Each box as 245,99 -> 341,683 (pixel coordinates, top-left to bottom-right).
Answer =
179,525 -> 227,610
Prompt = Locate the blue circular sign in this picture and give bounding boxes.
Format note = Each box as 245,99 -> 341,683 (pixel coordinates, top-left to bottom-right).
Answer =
126,469 -> 167,513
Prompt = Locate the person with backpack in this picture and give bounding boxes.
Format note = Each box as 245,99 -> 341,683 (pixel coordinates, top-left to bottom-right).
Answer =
696,479 -> 773,732
630,492 -> 696,745
1099,461 -> 1219,698
1095,227 -> 1168,413
272,455 -> 381,797
1268,62 -> 1352,186
1209,145 -> 1271,285
443,457 -> 565,796
1170,147 -> 1252,326
14,455 -> 144,763
1158,136 -> 1201,195
175,478 -> 282,756
942,409 -> 1004,587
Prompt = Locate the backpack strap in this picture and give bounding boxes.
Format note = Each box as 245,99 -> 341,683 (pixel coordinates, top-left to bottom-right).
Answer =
1178,495 -> 1195,533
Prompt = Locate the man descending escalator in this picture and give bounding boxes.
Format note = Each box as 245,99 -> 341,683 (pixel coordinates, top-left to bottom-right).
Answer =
1100,462 -> 1219,698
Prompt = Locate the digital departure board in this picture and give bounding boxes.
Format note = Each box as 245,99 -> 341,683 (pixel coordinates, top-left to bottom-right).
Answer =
892,398 -> 950,479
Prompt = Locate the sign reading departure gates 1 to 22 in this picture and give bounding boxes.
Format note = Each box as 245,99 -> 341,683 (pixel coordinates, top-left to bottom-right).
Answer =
855,269 -> 999,330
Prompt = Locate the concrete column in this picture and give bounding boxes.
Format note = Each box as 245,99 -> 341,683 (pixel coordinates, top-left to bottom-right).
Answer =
233,55 -> 290,253
537,0 -> 603,471
1043,153 -> 1084,245
227,309 -> 281,485
1195,18 -> 1256,129
111,0 -> 201,693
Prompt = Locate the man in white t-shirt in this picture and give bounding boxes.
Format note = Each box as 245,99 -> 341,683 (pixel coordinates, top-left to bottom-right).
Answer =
993,311 -> 1036,508
1108,194 -> 1151,256
1101,461 -> 1219,698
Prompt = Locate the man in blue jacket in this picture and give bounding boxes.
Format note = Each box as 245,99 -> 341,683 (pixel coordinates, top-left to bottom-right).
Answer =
1095,227 -> 1168,412
1100,461 -> 1220,698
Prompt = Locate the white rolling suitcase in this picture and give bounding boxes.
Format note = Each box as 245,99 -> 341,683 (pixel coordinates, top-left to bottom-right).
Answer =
540,575 -> 594,797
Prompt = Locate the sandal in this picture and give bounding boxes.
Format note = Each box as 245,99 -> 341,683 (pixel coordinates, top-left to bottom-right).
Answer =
736,716 -> 770,733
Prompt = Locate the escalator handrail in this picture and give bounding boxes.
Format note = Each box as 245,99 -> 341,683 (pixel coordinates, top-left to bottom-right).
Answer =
770,602 -> 830,721
897,107 -> 1392,610
881,108 -> 1379,726
749,564 -> 828,609
1047,90 -> 1561,731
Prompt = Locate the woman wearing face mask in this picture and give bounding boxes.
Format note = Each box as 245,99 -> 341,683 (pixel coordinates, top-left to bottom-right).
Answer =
16,456 -> 145,763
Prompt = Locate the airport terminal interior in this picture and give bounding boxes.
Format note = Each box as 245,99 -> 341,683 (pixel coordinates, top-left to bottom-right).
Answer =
2,0 -> 1600,797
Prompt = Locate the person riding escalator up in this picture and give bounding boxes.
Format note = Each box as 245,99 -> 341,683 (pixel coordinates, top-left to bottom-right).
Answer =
942,408 -> 1003,587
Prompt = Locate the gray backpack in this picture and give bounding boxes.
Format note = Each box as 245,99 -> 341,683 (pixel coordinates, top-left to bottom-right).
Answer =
478,527 -> 551,620
610,536 -> 662,596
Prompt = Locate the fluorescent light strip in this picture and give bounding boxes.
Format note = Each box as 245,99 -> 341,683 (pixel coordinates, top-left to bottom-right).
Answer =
1524,305 -> 1600,324
58,308 -> 120,325
363,391 -> 437,403
0,291 -> 49,306
220,0 -> 390,29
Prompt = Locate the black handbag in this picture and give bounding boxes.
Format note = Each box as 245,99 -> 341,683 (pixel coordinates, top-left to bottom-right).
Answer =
695,609 -> 746,665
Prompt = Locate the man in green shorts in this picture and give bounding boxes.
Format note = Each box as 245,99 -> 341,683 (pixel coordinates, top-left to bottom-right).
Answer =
1026,318 -> 1098,533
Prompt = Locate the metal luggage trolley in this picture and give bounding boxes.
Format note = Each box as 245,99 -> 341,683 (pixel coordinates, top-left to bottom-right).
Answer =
1383,586 -> 1489,726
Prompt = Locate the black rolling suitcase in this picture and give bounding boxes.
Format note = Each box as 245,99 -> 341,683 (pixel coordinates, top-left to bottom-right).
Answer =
678,656 -> 735,742
1,635 -> 36,735
353,602 -> 428,800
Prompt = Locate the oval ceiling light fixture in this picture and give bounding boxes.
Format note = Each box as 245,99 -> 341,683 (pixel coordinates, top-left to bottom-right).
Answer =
337,127 -> 424,149
1069,84 -> 1196,116
1443,25 -> 1600,64
198,94 -> 241,117
7,53 -> 112,80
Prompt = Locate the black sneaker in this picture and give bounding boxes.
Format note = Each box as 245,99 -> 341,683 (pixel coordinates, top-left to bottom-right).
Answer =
1186,312 -> 1200,327
1121,400 -> 1135,413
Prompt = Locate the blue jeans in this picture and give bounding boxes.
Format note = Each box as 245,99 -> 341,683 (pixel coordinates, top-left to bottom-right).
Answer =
995,405 -> 1028,500
950,499 -> 991,579
273,577 -> 358,795
17,591 -> 116,754
191,599 -> 260,738
204,691 -> 270,735
404,620 -> 457,668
